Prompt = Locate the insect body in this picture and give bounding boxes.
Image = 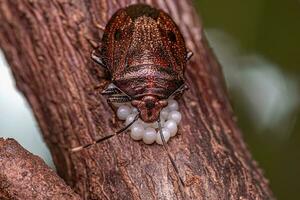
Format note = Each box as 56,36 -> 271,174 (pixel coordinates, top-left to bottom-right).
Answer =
73,3 -> 193,187
92,4 -> 192,123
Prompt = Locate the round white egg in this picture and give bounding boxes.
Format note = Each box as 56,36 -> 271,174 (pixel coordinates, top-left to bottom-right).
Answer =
156,128 -> 171,145
130,123 -> 144,140
143,128 -> 157,144
125,114 -> 137,126
160,107 -> 169,120
168,110 -> 182,124
131,107 -> 138,113
117,105 -> 131,120
167,99 -> 179,111
114,100 -> 181,144
164,119 -> 178,137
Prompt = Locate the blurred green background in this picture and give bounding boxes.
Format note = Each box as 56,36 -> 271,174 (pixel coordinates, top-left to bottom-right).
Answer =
195,0 -> 300,199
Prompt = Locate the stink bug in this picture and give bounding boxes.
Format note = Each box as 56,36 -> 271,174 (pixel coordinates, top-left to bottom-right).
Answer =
91,3 -> 192,123
72,4 -> 193,186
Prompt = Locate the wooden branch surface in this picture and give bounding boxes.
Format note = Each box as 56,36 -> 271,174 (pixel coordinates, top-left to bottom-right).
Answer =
0,138 -> 81,200
0,0 -> 274,199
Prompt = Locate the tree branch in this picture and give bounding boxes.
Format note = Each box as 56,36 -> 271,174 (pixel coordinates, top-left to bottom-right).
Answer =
0,0 -> 274,199
0,138 -> 81,200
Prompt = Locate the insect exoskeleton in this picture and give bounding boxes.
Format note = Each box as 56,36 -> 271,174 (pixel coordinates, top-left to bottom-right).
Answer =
92,3 -> 192,145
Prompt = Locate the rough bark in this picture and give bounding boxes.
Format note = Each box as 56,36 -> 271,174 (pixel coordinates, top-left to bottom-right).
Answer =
0,0 -> 274,200
0,138 -> 81,200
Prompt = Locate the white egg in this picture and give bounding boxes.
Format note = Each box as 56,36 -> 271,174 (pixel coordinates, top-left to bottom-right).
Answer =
132,107 -> 139,114
167,99 -> 179,111
115,101 -> 180,144
168,110 -> 182,124
125,114 -> 137,126
156,128 -> 171,145
164,119 -> 178,137
130,123 -> 144,140
117,105 -> 131,120
160,107 -> 169,120
143,128 -> 157,144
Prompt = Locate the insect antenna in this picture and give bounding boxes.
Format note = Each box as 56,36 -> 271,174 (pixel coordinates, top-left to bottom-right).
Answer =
71,114 -> 139,152
116,114 -> 139,134
157,118 -> 185,187
70,134 -> 115,152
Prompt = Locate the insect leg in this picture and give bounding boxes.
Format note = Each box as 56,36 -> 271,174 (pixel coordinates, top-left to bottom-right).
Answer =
91,49 -> 106,68
101,86 -> 122,96
95,23 -> 105,31
107,95 -> 131,103
157,119 -> 185,187
71,114 -> 139,152
186,49 -> 193,61
71,134 -> 115,152
84,36 -> 99,48
168,84 -> 189,99
102,83 -> 132,100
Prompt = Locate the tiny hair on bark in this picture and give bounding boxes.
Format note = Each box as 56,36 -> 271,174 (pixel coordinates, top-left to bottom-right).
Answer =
0,0 -> 274,199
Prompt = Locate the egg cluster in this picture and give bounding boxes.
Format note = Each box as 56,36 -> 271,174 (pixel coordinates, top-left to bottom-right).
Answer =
114,99 -> 182,145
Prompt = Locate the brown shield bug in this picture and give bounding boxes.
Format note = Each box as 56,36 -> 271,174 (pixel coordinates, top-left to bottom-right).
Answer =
91,3 -> 192,123
73,4 -> 193,186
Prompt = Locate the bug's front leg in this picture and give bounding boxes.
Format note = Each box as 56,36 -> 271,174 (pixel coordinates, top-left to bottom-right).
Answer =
95,23 -> 105,32
186,49 -> 193,61
107,95 -> 131,104
91,49 -> 106,68
101,85 -> 123,96
101,83 -> 132,103
169,84 -> 189,100
104,86 -> 132,110
105,95 -> 131,113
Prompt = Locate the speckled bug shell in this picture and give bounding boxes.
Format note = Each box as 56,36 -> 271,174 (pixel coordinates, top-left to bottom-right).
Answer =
100,4 -> 187,96
93,4 -> 191,123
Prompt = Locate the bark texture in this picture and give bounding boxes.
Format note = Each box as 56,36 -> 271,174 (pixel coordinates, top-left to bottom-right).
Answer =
0,138 -> 81,200
0,0 -> 274,199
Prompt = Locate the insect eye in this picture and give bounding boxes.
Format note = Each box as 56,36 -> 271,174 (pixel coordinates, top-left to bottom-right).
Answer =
167,31 -> 176,42
114,29 -> 122,41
